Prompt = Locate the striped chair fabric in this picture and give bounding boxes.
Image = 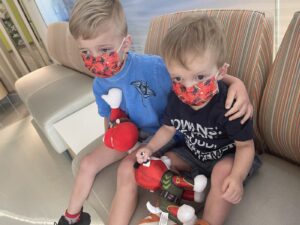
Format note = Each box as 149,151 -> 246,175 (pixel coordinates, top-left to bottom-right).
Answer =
144,9 -> 273,151
259,12 -> 300,165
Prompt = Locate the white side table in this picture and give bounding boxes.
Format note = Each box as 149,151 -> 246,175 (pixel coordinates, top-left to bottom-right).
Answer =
53,102 -> 105,157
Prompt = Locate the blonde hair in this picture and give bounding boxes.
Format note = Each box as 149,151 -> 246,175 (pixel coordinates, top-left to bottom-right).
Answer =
161,15 -> 226,68
69,0 -> 127,40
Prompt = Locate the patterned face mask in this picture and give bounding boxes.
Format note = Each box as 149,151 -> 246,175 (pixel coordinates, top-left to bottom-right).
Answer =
81,38 -> 126,78
172,63 -> 229,107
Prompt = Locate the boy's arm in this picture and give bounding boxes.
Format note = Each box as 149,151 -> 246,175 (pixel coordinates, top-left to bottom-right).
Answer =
136,125 -> 176,163
147,125 -> 176,153
230,140 -> 255,181
222,139 -> 255,204
222,75 -> 253,124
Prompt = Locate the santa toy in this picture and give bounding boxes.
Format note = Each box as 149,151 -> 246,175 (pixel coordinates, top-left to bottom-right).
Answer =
101,88 -> 139,152
134,156 -> 208,225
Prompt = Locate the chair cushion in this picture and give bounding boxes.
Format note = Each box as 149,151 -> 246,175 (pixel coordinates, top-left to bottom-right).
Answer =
225,154 -> 300,225
259,12 -> 300,165
145,9 -> 273,151
27,67 -> 94,124
15,64 -> 83,106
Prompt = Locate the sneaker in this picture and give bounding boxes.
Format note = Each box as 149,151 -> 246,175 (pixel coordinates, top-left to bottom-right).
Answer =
54,212 -> 91,225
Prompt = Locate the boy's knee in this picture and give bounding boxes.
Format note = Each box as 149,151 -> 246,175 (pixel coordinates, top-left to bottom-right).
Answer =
79,154 -> 98,175
211,158 -> 234,187
117,157 -> 135,181
116,159 -> 137,193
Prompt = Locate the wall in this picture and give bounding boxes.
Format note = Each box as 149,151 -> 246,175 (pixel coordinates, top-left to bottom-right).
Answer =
277,0 -> 300,48
120,0 -> 276,53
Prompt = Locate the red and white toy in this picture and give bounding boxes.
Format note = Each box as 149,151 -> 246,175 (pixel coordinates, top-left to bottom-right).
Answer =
135,156 -> 207,225
101,88 -> 139,152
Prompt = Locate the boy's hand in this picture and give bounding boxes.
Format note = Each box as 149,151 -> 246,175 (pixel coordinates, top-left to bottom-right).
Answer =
225,78 -> 253,124
221,175 -> 244,204
136,147 -> 153,164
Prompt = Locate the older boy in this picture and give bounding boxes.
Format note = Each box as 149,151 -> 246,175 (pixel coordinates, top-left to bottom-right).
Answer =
136,15 -> 261,225
56,1 -> 253,225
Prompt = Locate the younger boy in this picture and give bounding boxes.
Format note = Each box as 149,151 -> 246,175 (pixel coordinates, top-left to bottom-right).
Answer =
56,1 -> 254,225
136,15 -> 260,225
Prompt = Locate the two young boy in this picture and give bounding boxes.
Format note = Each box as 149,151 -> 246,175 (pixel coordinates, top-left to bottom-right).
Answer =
56,1 -> 256,225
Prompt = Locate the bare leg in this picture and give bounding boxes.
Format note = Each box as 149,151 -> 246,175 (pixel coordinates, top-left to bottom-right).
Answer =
67,143 -> 127,214
108,151 -> 138,225
164,151 -> 191,173
203,157 -> 234,225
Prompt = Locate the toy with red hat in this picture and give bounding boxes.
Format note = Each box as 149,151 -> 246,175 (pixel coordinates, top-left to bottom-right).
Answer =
101,88 -> 139,152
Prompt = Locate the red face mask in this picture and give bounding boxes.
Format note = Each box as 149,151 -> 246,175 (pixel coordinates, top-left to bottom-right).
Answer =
172,64 -> 229,107
81,38 -> 125,78
172,76 -> 219,107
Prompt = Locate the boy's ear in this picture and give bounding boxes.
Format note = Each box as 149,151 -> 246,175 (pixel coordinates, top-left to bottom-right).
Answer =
217,63 -> 230,80
123,35 -> 132,52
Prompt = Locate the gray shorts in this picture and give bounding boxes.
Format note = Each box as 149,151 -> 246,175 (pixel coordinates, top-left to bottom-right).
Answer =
169,145 -> 262,180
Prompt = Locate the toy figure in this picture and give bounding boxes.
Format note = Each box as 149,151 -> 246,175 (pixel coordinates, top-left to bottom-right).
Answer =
134,156 -> 207,225
101,88 -> 139,152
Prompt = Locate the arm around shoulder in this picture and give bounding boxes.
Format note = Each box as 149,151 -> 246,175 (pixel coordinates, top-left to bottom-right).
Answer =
222,74 -> 253,123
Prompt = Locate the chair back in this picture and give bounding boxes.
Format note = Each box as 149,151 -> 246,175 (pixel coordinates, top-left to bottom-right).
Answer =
259,12 -> 300,164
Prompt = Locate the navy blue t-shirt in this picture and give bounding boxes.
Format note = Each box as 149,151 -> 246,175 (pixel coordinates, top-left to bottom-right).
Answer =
163,81 -> 253,162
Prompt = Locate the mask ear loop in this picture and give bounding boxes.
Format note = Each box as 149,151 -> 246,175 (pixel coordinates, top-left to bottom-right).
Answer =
217,63 -> 230,80
117,37 -> 126,53
116,36 -> 129,66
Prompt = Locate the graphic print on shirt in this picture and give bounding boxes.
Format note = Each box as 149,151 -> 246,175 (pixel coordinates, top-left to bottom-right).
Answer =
171,119 -> 235,162
131,80 -> 156,105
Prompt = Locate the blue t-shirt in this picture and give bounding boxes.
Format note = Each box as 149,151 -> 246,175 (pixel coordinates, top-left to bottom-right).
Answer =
93,52 -> 171,133
163,81 -> 253,162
